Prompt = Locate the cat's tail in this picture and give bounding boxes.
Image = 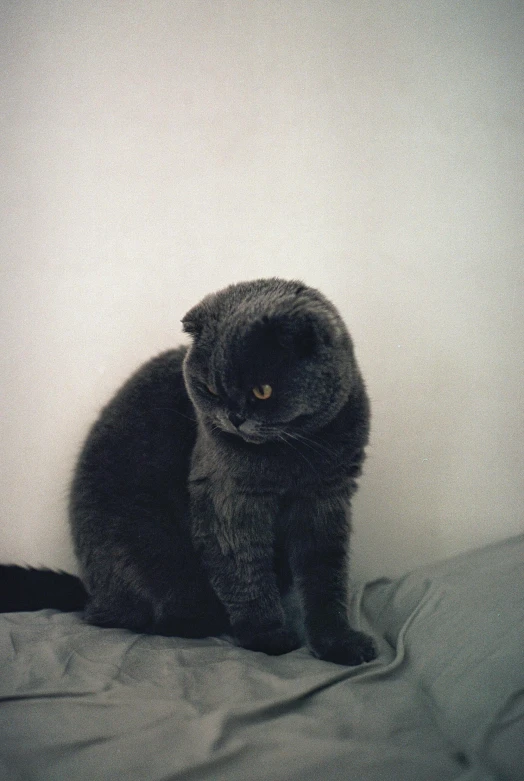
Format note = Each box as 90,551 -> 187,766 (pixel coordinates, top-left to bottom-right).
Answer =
0,564 -> 88,612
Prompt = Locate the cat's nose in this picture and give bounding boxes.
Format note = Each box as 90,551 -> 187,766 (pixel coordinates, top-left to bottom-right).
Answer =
228,411 -> 245,429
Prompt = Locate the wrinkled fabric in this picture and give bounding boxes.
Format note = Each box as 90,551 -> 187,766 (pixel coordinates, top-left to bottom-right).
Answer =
1,535 -> 522,781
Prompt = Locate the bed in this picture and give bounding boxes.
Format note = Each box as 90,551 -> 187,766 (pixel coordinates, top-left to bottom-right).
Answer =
1,534 -> 522,781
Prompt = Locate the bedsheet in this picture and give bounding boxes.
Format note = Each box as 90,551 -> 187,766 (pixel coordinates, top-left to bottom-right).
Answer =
1,534 -> 522,781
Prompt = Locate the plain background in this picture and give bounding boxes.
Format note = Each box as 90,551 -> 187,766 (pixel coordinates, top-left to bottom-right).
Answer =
1,0 -> 522,581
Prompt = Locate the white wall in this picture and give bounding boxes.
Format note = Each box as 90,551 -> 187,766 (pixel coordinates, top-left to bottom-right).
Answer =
1,0 -> 522,580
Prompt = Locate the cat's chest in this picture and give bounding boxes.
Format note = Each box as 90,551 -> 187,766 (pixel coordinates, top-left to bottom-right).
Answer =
188,431 -> 342,496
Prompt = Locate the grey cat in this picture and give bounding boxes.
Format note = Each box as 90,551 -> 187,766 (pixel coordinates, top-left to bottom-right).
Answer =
1,278 -> 376,666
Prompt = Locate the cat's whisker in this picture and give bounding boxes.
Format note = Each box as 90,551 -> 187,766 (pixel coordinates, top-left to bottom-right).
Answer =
277,433 -> 321,477
295,431 -> 339,455
283,430 -> 336,459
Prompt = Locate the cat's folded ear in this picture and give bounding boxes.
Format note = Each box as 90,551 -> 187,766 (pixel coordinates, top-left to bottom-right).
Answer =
181,302 -> 206,337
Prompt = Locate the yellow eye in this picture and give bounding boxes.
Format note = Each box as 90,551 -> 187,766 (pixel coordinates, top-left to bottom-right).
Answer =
252,384 -> 272,400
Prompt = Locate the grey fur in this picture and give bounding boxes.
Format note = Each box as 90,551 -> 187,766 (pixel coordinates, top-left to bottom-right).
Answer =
70,278 -> 376,665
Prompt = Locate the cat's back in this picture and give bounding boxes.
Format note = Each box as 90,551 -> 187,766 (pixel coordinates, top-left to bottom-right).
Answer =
71,347 -> 196,510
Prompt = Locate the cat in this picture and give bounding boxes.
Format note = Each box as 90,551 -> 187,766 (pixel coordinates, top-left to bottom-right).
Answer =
0,278 -> 376,666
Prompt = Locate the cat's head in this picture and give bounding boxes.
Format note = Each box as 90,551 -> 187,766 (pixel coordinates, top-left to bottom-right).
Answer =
182,278 -> 358,444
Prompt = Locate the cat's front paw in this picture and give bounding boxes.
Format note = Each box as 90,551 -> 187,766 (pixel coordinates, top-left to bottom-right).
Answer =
235,625 -> 300,656
310,628 -> 377,666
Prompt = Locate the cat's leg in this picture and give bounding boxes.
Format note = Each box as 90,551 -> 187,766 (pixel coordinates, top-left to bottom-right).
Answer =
190,486 -> 299,655
84,560 -> 228,638
84,589 -> 153,632
78,511 -> 229,638
287,496 -> 377,666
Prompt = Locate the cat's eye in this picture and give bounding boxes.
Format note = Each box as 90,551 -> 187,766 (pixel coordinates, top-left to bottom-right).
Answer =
252,384 -> 272,400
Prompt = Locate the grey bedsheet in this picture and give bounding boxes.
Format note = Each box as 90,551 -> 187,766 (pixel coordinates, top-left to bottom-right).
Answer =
1,535 -> 522,781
